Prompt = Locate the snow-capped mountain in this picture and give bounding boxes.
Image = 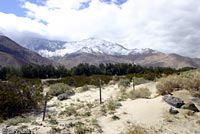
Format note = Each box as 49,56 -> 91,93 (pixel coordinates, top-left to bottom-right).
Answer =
6,36 -> 200,68
36,38 -> 159,57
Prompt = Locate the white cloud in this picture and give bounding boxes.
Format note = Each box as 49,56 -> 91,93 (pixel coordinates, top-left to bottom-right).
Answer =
0,0 -> 200,57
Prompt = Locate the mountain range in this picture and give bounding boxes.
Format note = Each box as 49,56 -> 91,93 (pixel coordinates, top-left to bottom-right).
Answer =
1,35 -> 200,69
0,35 -> 52,67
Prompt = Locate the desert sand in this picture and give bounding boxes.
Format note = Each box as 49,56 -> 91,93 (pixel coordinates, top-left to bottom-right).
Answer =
0,81 -> 200,134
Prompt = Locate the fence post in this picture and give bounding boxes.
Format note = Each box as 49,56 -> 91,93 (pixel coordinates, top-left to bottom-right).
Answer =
99,79 -> 102,104
42,92 -> 48,121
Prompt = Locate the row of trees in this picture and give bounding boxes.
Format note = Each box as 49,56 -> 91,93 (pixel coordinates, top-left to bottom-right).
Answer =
0,63 -> 194,80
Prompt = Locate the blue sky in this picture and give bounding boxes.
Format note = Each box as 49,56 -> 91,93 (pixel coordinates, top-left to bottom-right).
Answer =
0,0 -> 25,16
0,0 -> 200,58
0,0 -> 127,16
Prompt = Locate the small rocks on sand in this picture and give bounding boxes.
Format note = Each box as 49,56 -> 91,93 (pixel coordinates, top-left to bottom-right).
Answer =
163,95 -> 185,108
169,107 -> 179,114
181,102 -> 199,112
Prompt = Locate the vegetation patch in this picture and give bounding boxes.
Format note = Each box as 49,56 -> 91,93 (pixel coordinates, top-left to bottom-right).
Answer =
6,116 -> 31,126
132,77 -> 149,88
128,87 -> 151,100
118,79 -> 131,88
120,124 -> 150,134
156,70 -> 200,97
49,83 -> 72,96
0,76 -> 43,119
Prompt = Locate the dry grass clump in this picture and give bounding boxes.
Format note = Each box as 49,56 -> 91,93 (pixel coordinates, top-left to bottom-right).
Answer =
118,87 -> 151,101
128,88 -> 151,100
156,70 -> 200,96
106,98 -> 117,111
120,124 -> 150,134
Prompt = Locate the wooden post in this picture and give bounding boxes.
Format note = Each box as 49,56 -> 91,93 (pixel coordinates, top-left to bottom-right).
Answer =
99,79 -> 102,104
42,92 -> 48,121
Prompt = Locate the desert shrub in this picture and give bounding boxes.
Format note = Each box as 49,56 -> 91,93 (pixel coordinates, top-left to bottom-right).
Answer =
118,79 -> 130,88
132,77 -> 148,87
118,88 -> 128,101
49,118 -> 58,125
156,70 -> 200,96
106,98 -> 117,111
49,83 -> 72,96
59,106 -> 77,117
74,122 -> 92,134
120,124 -> 150,134
0,76 -> 43,118
128,88 -> 151,100
91,118 -> 103,133
6,116 -> 31,126
50,127 -> 61,133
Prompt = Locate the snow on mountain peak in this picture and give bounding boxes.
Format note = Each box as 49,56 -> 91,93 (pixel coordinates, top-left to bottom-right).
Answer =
37,37 -> 159,57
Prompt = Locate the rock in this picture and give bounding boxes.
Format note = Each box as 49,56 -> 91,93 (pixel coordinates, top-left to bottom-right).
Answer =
169,107 -> 179,114
181,102 -> 199,112
162,95 -> 185,108
57,91 -> 75,101
116,102 -> 122,108
192,97 -> 200,103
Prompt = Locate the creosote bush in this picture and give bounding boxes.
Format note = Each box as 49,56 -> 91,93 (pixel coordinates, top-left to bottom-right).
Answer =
49,83 -> 72,96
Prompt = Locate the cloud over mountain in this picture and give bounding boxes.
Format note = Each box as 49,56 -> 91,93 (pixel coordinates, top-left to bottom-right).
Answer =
0,0 -> 200,58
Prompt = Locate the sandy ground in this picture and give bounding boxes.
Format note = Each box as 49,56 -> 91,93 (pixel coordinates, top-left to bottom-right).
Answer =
0,82 -> 200,134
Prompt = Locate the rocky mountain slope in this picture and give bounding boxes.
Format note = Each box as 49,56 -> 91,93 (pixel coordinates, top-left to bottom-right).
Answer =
0,35 -> 52,67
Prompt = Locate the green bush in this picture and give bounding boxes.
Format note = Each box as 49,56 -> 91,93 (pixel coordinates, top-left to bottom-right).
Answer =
0,76 -> 43,118
6,116 -> 31,126
49,83 -> 72,96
